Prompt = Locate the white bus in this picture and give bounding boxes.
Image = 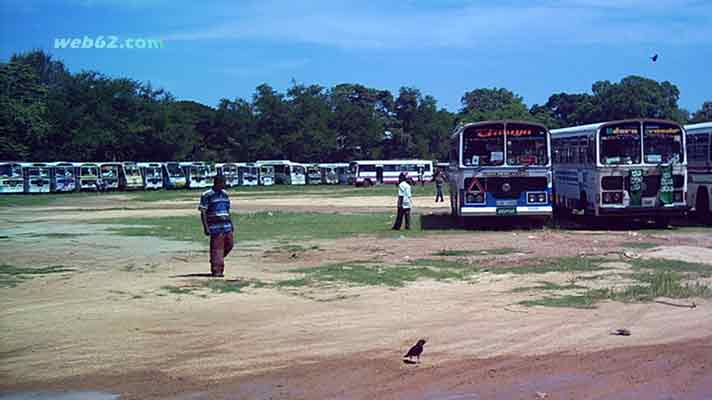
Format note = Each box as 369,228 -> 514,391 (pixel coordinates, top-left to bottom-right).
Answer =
120,162 -> 144,190
448,121 -> 552,222
21,162 -> 51,193
306,164 -> 322,185
350,159 -> 434,186
74,162 -> 100,191
237,163 -> 259,186
0,162 -> 24,193
99,163 -> 121,190
162,162 -> 187,189
216,163 -> 240,187
685,122 -> 712,220
256,160 -> 306,185
258,164 -> 275,186
180,161 -> 212,189
551,119 -> 687,226
50,162 -> 77,193
138,162 -> 163,190
320,162 -> 350,184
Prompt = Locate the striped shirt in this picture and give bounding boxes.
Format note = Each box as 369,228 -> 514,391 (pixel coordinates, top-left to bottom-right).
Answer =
198,189 -> 233,234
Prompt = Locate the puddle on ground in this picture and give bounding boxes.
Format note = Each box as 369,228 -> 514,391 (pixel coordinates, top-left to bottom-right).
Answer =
0,392 -> 118,400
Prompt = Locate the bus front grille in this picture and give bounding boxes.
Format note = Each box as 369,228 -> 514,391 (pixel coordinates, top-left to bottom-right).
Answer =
624,175 -> 661,198
465,177 -> 548,199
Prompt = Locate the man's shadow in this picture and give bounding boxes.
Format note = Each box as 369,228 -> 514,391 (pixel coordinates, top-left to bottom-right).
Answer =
402,359 -> 418,365
171,273 -> 214,278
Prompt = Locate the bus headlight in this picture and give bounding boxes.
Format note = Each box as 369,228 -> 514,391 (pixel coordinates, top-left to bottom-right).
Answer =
673,191 -> 684,203
527,192 -> 547,204
602,191 -> 623,204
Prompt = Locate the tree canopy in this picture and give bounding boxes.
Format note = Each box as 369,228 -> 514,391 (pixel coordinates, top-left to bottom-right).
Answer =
1,50 -> 707,162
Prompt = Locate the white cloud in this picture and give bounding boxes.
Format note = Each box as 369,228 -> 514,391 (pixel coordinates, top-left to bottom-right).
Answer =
159,0 -> 712,48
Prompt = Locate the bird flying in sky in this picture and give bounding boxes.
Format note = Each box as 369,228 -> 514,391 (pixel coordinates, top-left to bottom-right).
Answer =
651,54 -> 659,62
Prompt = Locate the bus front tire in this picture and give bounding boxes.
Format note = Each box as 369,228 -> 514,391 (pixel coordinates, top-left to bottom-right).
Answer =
694,187 -> 710,223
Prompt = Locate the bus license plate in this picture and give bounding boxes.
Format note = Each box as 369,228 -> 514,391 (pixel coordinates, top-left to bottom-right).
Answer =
496,207 -> 517,216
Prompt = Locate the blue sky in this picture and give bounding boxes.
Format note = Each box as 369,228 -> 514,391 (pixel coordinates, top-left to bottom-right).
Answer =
1,0 -> 710,112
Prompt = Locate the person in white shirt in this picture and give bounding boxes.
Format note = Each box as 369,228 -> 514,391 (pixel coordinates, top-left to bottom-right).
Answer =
392,172 -> 412,230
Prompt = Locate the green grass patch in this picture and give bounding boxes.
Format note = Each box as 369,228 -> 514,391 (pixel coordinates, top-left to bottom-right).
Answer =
511,281 -> 587,293
608,271 -> 712,301
409,258 -> 478,270
519,271 -> 712,309
264,244 -> 321,254
92,211 -> 439,243
494,256 -> 607,275
0,264 -> 75,288
432,247 -> 517,257
161,279 -> 264,296
0,192 -> 98,208
22,232 -> 87,239
283,261 -> 473,288
622,242 -> 659,250
161,285 -> 196,295
519,290 -> 609,309
628,258 -> 712,277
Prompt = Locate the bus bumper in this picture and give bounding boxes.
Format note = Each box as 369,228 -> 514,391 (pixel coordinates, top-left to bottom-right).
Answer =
597,206 -> 688,217
461,206 -> 553,216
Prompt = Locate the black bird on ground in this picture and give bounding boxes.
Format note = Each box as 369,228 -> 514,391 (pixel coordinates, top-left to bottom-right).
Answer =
404,339 -> 427,362
651,53 -> 659,62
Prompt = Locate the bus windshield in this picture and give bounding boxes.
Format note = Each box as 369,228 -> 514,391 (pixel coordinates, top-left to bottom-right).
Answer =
81,167 -> 98,176
146,167 -> 161,177
643,122 -> 684,164
56,167 -> 74,176
0,164 -> 22,177
101,165 -> 117,177
125,165 -> 141,176
166,164 -> 183,177
293,166 -> 305,175
506,124 -> 549,166
600,123 -> 641,165
463,124 -> 505,166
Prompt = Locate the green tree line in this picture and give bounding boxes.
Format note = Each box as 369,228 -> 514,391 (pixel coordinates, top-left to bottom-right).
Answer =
1,50 -> 709,162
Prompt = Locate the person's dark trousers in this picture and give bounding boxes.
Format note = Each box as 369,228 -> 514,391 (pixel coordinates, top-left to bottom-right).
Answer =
435,186 -> 444,202
392,207 -> 411,230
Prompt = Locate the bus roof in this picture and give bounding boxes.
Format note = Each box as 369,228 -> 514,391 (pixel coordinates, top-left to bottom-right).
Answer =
350,159 -> 433,165
685,122 -> 712,132
551,118 -> 684,137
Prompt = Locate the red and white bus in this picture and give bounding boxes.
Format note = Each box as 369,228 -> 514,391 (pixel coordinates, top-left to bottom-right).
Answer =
349,160 -> 433,186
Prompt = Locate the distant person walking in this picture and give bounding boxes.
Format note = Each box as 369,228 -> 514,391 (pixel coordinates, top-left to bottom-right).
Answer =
392,172 -> 412,230
434,168 -> 446,203
199,175 -> 234,277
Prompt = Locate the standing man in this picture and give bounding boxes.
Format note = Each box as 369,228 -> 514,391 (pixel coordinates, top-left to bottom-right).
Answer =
392,172 -> 412,230
434,168 -> 445,203
199,175 -> 234,277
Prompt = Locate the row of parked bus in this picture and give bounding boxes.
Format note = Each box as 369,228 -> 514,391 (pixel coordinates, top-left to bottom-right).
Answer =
448,120 -> 712,226
0,159 -> 438,194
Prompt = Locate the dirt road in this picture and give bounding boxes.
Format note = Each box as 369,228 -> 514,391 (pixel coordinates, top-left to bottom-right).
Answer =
1,192 -> 711,399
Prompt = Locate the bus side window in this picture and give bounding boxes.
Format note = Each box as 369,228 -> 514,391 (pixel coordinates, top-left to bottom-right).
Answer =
587,137 -> 595,164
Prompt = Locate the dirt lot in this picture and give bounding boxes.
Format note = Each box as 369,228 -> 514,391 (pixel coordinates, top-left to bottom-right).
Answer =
1,190 -> 712,399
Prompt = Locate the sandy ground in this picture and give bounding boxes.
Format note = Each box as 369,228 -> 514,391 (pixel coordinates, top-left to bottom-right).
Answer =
1,191 -> 712,399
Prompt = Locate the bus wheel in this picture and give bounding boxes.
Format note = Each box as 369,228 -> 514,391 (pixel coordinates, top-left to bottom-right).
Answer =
578,192 -> 588,216
653,216 -> 671,229
694,187 -> 710,222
